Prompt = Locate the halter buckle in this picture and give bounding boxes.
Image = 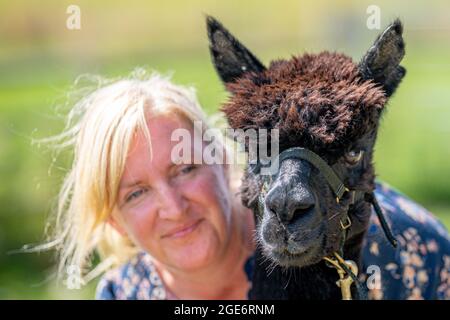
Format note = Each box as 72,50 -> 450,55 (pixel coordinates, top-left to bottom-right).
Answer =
340,216 -> 352,230
336,187 -> 350,204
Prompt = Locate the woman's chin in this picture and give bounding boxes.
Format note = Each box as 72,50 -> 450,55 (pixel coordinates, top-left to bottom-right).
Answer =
169,236 -> 221,271
156,219 -> 225,271
170,247 -> 217,271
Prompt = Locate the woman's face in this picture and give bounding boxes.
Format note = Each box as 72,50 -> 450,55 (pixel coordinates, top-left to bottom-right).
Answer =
113,114 -> 233,272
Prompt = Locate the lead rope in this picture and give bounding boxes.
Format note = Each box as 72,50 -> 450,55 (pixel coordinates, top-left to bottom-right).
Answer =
324,203 -> 368,300
324,213 -> 367,300
324,190 -> 397,300
365,192 -> 398,248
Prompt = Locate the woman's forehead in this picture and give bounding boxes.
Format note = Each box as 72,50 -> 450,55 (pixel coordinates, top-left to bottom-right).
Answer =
123,114 -> 197,173
129,116 -> 187,158
146,115 -> 190,140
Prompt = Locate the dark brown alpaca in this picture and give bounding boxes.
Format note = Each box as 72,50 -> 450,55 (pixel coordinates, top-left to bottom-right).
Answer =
207,16 -> 406,299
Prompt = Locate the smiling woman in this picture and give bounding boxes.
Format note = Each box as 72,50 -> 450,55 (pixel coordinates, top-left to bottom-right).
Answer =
37,69 -> 255,299
111,115 -> 239,273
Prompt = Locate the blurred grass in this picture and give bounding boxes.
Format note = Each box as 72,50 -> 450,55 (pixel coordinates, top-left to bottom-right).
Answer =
0,0 -> 449,299
1,51 -> 449,300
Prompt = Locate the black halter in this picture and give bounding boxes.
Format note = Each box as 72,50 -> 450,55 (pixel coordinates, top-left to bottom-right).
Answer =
253,146 -> 398,300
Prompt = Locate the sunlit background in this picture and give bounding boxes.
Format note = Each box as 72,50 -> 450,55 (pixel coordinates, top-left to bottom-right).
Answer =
0,0 -> 449,299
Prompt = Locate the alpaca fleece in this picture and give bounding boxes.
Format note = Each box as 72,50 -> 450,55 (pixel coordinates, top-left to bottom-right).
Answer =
222,52 -> 387,155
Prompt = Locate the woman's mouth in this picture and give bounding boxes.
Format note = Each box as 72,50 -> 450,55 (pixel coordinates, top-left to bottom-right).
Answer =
163,219 -> 203,239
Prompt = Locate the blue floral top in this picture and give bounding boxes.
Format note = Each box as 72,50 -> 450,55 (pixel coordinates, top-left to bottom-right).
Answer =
96,182 -> 450,300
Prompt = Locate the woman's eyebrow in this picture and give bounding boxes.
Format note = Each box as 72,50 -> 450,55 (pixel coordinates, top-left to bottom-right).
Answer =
119,179 -> 143,190
119,162 -> 182,190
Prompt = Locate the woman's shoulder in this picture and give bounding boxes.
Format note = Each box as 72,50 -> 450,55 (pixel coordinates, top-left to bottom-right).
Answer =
361,181 -> 450,299
95,252 -> 167,300
373,181 -> 449,241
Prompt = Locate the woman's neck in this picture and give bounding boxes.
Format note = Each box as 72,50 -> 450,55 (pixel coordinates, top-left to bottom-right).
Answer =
155,206 -> 255,300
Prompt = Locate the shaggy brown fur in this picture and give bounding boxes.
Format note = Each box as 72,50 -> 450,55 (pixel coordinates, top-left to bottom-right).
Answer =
222,52 -> 386,154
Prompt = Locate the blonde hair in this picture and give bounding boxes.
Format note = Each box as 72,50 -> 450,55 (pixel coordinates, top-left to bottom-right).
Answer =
34,69 -> 236,284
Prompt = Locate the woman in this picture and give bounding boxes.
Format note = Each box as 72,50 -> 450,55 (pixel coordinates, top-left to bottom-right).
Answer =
46,70 -> 449,300
46,71 -> 254,300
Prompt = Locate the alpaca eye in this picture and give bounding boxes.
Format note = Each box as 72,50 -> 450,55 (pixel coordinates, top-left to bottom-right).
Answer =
345,150 -> 364,165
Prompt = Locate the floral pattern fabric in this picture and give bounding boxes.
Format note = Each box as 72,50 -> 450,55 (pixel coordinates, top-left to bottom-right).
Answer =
361,182 -> 450,299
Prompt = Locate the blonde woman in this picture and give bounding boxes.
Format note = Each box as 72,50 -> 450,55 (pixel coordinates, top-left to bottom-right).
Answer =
43,71 -> 254,299
43,70 -> 449,300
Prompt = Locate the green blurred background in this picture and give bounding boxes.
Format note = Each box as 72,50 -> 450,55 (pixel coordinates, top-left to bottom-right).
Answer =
0,0 -> 449,299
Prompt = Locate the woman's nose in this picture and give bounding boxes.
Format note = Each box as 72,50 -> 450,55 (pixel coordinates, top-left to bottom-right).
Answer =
157,185 -> 187,220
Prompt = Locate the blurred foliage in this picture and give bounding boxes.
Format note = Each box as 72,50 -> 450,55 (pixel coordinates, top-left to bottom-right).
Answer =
0,0 -> 449,299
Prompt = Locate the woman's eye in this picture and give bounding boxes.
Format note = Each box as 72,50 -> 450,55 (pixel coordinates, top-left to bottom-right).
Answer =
125,188 -> 146,203
180,165 -> 196,175
345,150 -> 364,165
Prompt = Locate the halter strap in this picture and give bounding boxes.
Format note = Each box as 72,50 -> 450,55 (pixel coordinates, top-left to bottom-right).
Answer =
275,147 -> 348,200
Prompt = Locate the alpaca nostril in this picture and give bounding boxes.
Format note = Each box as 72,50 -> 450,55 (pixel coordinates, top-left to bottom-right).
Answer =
285,190 -> 316,221
265,188 -> 285,216
293,201 -> 315,211
293,203 -> 314,214
288,203 -> 314,221
267,199 -> 281,217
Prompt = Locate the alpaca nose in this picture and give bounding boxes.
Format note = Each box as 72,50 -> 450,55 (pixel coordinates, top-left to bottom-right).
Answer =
265,184 -> 316,223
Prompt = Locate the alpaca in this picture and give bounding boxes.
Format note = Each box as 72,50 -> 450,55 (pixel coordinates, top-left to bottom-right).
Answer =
206,16 -> 450,299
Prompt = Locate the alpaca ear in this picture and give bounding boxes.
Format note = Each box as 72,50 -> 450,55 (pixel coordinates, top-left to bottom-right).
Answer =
359,19 -> 406,97
206,15 -> 266,85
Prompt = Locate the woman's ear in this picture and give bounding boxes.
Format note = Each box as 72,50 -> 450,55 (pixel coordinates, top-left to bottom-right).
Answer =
107,215 -> 127,237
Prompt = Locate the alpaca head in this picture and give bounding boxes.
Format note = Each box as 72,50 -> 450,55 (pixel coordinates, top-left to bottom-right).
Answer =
207,17 -> 406,267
